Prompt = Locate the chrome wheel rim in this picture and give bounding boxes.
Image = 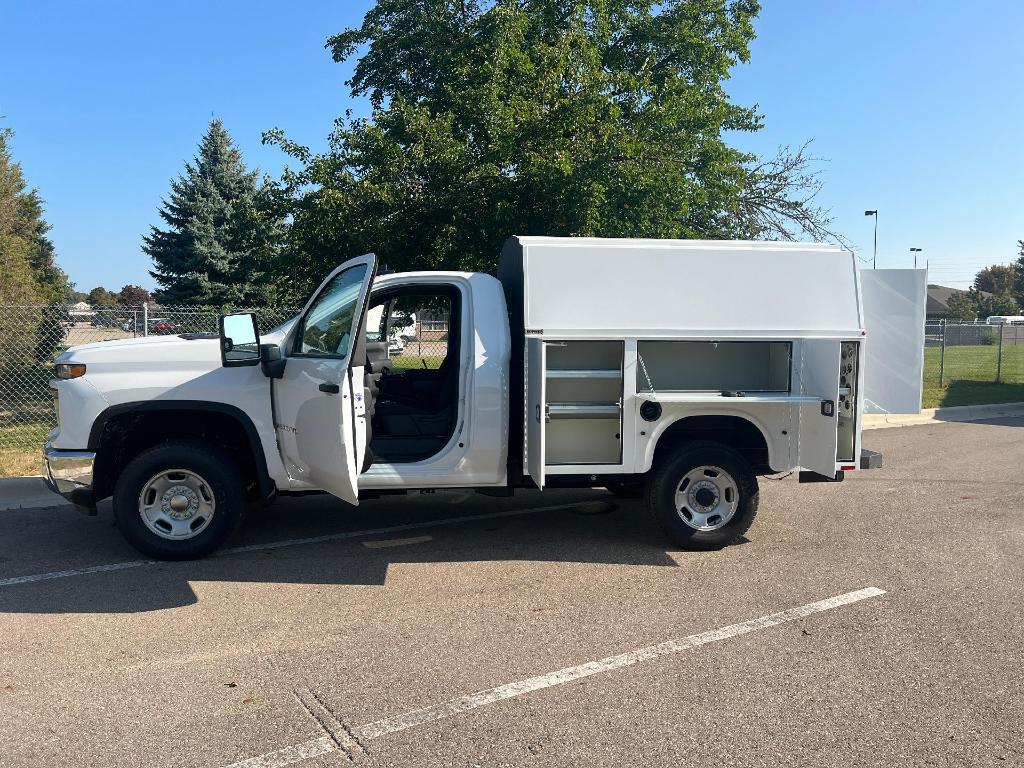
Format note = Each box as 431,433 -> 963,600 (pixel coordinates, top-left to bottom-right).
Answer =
138,469 -> 216,540
674,465 -> 739,532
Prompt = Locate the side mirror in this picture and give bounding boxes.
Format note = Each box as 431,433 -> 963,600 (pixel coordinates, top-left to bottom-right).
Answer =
219,312 -> 261,367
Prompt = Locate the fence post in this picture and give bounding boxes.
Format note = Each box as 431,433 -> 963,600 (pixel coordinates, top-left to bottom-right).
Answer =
939,320 -> 946,387
996,325 -> 1003,383
142,303 -> 148,337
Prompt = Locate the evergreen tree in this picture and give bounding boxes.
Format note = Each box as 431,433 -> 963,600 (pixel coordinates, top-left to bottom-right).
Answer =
145,119 -> 282,306
0,127 -> 68,305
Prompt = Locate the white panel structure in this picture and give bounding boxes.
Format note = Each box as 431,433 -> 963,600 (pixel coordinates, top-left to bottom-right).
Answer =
510,237 -> 862,338
798,340 -> 841,477
860,269 -> 927,415
526,338 -> 546,489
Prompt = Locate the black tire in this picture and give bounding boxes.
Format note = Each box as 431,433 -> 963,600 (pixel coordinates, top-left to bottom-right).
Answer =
645,441 -> 758,550
112,440 -> 245,560
604,479 -> 645,499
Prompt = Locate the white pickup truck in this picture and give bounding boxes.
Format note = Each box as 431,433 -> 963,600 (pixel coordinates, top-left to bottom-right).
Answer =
43,237 -> 916,560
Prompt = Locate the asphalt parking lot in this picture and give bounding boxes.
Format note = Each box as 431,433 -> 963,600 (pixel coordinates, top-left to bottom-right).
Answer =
2,418 -> 1022,767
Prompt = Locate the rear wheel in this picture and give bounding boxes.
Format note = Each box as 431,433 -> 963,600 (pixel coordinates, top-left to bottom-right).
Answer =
645,441 -> 758,550
112,440 -> 245,560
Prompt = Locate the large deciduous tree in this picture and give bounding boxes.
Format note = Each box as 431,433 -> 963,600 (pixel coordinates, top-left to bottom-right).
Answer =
266,0 -> 838,300
146,119 -> 283,306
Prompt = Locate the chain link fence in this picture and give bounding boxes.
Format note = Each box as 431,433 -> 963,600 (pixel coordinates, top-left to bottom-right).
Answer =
11,306 -> 1015,455
0,304 -> 298,452
924,320 -> 1024,388
0,302 -> 452,454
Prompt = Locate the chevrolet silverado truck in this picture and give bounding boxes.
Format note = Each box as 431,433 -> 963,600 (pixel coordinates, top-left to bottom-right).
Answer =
43,237 -> 912,560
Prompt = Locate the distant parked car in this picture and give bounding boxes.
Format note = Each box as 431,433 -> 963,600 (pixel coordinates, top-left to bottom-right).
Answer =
147,318 -> 177,335
985,315 -> 1024,325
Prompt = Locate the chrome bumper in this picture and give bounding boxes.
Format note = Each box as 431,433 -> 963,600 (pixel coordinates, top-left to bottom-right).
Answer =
42,442 -> 96,510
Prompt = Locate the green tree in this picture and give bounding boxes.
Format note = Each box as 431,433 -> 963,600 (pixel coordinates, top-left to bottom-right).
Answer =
87,286 -> 119,307
1012,240 -> 1024,304
266,0 -> 835,301
146,119 -> 283,306
0,127 -> 68,305
117,284 -> 153,307
945,289 -> 979,321
973,263 -> 1016,295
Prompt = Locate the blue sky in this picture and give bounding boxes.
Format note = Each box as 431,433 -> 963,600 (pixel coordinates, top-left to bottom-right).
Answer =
2,1 -> 1022,292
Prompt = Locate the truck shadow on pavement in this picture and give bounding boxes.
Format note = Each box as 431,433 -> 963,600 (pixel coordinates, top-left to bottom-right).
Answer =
0,489 -> 708,614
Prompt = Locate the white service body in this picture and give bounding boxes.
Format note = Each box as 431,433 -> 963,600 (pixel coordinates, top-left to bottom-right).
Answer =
44,238 -> 921,550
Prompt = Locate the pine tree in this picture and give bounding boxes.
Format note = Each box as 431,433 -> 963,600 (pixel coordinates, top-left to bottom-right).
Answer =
145,119 -> 281,306
0,126 -> 70,368
0,127 -> 67,305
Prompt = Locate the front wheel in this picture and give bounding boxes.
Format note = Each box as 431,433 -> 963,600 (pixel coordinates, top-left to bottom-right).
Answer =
112,441 -> 245,560
645,441 -> 758,550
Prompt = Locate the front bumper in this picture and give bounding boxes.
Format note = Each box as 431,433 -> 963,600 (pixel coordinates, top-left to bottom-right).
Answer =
42,442 -> 97,511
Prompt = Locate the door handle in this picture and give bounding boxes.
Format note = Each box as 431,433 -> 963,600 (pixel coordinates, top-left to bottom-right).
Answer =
319,383 -> 340,394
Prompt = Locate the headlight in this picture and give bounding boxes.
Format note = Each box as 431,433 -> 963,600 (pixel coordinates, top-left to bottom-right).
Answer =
54,363 -> 87,379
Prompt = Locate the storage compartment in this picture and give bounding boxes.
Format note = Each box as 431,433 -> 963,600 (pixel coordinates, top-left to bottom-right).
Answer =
836,341 -> 859,462
636,341 -> 791,393
545,340 -> 623,465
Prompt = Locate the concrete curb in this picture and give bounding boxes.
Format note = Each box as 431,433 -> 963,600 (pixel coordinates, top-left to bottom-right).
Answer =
863,401 -> 1024,430
0,477 -> 69,512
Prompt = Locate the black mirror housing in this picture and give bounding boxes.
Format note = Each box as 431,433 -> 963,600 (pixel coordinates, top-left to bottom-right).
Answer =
260,343 -> 286,379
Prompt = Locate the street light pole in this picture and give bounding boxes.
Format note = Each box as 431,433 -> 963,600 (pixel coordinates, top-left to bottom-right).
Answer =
864,210 -> 878,268
910,247 -> 922,268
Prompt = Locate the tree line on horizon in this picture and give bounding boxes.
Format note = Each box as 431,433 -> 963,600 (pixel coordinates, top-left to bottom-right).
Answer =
944,251 -> 1024,320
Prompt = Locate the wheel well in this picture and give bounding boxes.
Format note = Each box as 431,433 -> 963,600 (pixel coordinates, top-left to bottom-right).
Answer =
651,415 -> 770,473
90,406 -> 268,502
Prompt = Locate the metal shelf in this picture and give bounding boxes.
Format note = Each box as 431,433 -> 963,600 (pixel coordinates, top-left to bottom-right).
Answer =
548,403 -> 621,419
546,369 -> 621,379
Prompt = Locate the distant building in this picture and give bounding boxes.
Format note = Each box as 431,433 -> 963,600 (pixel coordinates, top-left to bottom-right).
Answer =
926,284 -> 990,321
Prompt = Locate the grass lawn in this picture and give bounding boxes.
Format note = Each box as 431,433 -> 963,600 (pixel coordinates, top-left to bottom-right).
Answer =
922,345 -> 1024,408
0,421 -> 50,478
389,354 -> 446,371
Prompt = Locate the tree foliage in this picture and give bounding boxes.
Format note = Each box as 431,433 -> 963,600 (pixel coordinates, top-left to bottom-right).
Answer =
973,263 -> 1016,295
0,127 -> 68,305
266,0 -> 838,300
117,284 -> 153,307
146,119 -> 283,306
944,290 -> 980,321
87,286 -> 119,308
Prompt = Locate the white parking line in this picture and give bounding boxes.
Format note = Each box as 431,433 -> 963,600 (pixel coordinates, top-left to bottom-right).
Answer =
0,500 -> 611,589
224,587 -> 887,768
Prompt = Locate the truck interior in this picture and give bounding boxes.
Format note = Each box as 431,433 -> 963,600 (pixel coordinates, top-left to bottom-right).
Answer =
363,285 -> 462,464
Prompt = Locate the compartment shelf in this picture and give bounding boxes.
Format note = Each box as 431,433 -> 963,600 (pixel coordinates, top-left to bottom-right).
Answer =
548,403 -> 621,419
546,368 -> 621,379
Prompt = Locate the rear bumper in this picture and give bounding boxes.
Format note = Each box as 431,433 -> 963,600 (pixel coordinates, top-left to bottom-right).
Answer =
42,443 -> 97,511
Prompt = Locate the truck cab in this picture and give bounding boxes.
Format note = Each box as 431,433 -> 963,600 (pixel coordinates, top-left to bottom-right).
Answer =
43,238 -> 922,560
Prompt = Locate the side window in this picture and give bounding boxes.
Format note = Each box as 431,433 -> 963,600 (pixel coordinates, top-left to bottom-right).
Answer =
388,294 -> 452,370
296,264 -> 369,357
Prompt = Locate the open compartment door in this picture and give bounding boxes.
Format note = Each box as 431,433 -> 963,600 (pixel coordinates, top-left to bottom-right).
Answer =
860,269 -> 927,414
526,337 -> 546,489
798,339 -> 841,477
